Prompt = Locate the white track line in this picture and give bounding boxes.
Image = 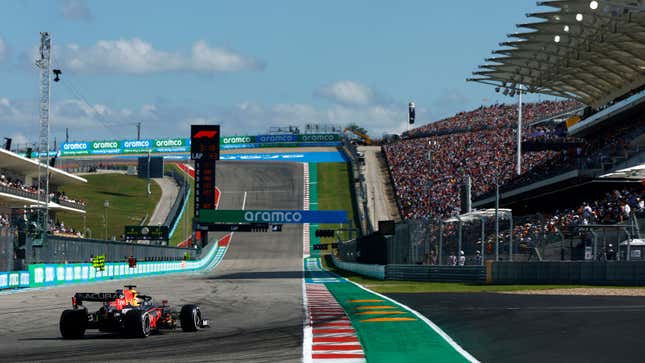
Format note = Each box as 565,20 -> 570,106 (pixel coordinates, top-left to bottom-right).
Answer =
241,191 -> 248,210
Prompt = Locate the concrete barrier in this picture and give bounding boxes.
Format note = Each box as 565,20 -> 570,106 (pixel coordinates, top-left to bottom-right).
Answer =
331,254 -> 385,280
491,261 -> 645,285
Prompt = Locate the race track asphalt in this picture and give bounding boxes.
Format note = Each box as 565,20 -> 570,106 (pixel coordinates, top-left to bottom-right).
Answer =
0,161 -> 304,363
386,292 -> 645,363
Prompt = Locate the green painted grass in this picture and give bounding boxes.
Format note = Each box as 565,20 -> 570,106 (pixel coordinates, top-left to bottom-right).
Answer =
168,164 -> 194,246
58,173 -> 161,240
319,257 -> 645,294
317,162 -> 358,241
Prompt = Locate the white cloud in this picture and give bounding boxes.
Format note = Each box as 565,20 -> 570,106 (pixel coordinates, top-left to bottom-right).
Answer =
60,0 -> 92,21
57,38 -> 265,74
0,36 -> 8,62
0,93 -> 408,147
191,41 -> 265,72
315,81 -> 376,106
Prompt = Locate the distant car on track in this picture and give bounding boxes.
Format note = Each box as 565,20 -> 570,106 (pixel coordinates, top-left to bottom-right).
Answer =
59,285 -> 208,338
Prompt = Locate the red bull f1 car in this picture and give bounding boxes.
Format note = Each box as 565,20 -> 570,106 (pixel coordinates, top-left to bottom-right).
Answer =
59,285 -> 208,338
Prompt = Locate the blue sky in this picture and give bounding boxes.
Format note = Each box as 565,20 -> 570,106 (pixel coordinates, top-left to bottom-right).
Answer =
0,0 -> 564,146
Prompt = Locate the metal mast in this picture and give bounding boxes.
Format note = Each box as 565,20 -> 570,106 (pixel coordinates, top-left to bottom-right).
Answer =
35,32 -> 52,242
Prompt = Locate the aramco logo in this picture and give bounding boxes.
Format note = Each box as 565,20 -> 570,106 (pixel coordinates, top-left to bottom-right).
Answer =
243,211 -> 302,223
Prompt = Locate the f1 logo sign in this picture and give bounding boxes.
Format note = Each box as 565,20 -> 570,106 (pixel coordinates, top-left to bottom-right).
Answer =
191,124 -> 221,161
193,130 -> 218,139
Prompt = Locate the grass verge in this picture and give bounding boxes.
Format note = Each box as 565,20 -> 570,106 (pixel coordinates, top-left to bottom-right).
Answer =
58,173 -> 161,240
317,162 -> 359,240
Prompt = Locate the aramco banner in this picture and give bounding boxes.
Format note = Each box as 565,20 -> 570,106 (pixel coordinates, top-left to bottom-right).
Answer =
59,134 -> 341,156
198,209 -> 348,224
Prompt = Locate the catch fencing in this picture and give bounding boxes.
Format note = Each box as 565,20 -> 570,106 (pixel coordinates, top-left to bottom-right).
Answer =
29,235 -> 195,265
0,227 -> 15,272
378,213 -> 643,266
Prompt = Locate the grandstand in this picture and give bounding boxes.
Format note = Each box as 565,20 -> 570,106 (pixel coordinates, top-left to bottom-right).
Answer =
0,146 -> 86,226
382,0 -> 645,263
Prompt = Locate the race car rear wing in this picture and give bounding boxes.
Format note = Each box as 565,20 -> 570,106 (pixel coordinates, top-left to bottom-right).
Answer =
74,292 -> 122,305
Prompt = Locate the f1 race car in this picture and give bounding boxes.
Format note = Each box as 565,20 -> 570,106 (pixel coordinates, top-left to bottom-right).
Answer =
59,285 -> 208,338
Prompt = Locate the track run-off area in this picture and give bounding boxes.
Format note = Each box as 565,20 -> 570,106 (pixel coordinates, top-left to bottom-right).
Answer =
0,161 -> 476,363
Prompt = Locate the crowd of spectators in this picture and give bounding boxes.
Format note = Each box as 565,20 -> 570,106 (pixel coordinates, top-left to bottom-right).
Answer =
0,173 -> 85,207
0,174 -> 39,195
403,100 -> 580,138
384,99 -> 645,221
50,220 -> 83,238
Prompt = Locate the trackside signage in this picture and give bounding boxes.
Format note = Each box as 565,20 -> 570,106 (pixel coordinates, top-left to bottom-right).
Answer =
221,136 -> 256,144
59,133 -> 341,156
256,134 -> 298,143
198,209 -> 348,224
299,133 -> 341,142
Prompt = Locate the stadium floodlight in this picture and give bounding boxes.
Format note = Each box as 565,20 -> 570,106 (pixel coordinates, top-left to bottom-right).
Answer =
554,35 -> 561,43
590,1 -> 599,10
576,13 -> 584,21
564,25 -> 570,32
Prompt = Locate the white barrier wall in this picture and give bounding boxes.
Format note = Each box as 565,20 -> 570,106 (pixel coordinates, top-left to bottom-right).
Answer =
331,254 -> 385,280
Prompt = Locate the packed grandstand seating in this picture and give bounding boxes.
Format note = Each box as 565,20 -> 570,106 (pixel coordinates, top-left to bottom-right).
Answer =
402,100 -> 580,138
384,100 -> 645,223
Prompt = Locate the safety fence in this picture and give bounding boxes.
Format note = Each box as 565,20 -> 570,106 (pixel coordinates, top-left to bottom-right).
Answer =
30,235 -> 194,264
0,228 -> 14,272
0,234 -> 229,290
383,215 -> 642,266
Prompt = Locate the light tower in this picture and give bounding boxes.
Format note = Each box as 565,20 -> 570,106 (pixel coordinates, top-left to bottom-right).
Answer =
34,32 -> 52,244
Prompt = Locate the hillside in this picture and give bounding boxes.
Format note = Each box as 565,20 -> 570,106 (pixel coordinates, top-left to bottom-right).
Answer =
57,173 -> 161,240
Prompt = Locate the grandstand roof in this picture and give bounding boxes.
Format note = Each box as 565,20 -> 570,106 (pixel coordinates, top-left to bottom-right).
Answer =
0,148 -> 86,186
444,208 -> 512,223
469,0 -> 645,108
0,192 -> 86,214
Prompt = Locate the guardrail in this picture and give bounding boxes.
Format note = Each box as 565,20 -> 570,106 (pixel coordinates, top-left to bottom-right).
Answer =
330,255 -> 485,282
386,264 -> 486,282
330,257 -> 645,285
164,169 -> 190,229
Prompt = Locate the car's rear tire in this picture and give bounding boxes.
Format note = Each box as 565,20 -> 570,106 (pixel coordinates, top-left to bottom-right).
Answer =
124,310 -> 151,338
180,304 -> 201,332
60,309 -> 87,339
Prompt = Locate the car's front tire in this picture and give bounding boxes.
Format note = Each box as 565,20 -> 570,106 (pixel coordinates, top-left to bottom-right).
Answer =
124,310 -> 151,338
60,309 -> 87,339
180,304 -> 201,332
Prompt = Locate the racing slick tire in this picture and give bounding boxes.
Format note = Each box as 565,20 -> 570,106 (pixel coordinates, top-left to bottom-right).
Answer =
60,309 -> 87,339
124,310 -> 151,338
180,304 -> 201,332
